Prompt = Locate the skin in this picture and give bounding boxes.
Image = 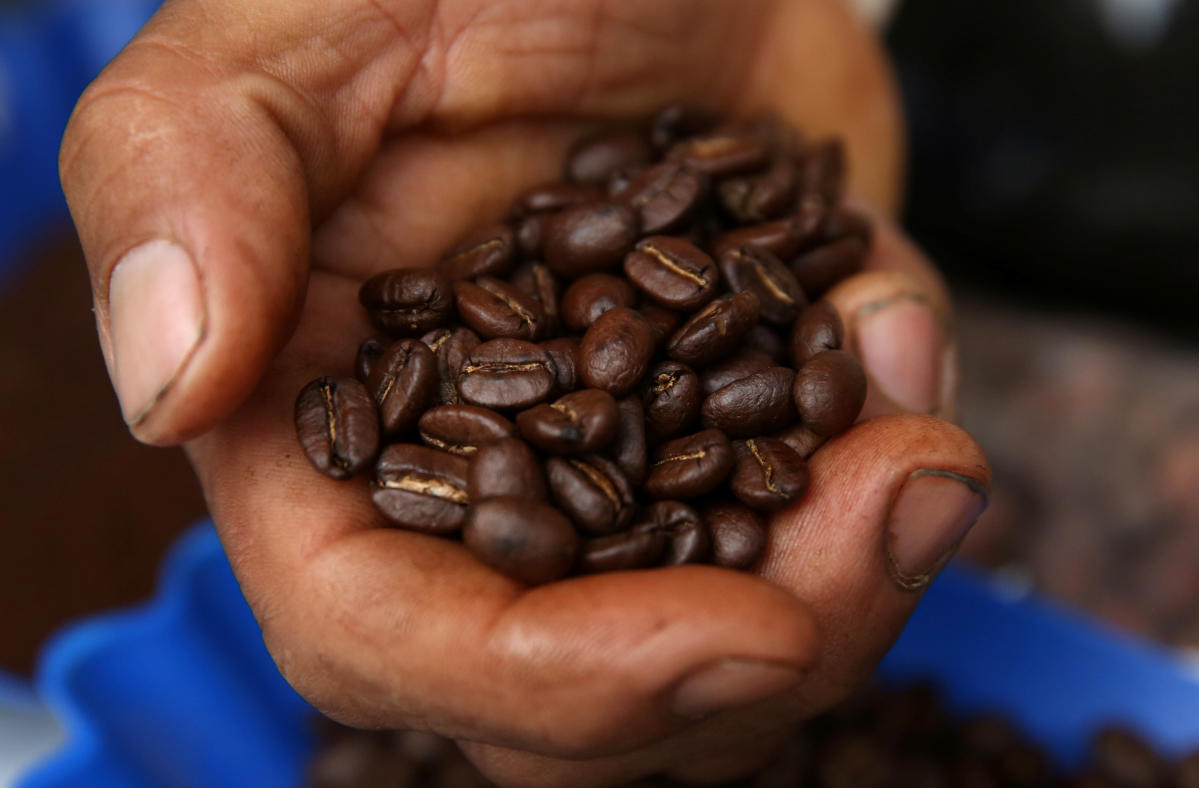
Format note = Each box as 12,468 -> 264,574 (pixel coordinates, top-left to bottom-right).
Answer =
60,1 -> 988,784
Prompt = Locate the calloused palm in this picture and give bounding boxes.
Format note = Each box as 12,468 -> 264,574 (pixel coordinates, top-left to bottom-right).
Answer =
61,1 -> 987,784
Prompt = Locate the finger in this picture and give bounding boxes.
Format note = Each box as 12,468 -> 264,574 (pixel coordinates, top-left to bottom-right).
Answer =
187,273 -> 818,759
823,217 -> 958,420
460,415 -> 991,787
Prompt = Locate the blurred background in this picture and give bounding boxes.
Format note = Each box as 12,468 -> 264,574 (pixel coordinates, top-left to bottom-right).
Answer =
0,0 -> 1197,782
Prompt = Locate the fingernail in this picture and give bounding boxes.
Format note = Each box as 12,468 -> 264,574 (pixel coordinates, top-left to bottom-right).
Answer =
886,469 -> 988,591
107,239 -> 205,426
856,296 -> 943,414
671,659 -> 801,720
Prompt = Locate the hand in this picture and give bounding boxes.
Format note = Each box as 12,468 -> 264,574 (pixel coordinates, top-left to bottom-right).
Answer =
60,1 -> 989,784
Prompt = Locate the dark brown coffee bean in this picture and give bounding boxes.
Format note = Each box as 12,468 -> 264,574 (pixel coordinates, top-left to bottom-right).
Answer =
560,273 -> 636,333
607,396 -> 648,485
463,497 -> 578,585
579,307 -> 655,397
467,438 -> 546,501
700,349 -> 774,396
822,205 -> 873,247
1092,728 -> 1164,788
793,349 -> 867,437
453,277 -> 545,340
605,165 -> 641,198
702,367 -> 797,437
623,236 -> 718,311
543,202 -> 639,277
358,268 -> 455,336
439,223 -> 515,281
514,213 -> 546,259
718,245 -> 807,325
295,377 -> 379,480
509,262 -> 560,333
516,388 -> 619,455
614,162 -> 708,235
418,404 -> 516,456
421,327 -> 480,404
718,155 -> 798,224
546,454 -> 636,535
367,339 -> 439,436
372,444 -> 469,533
710,209 -> 824,260
632,501 -> 709,565
790,237 -> 867,298
666,130 -> 770,177
643,361 -> 701,441
639,303 -> 681,349
703,502 -> 766,569
566,129 -> 653,185
354,336 -> 388,383
774,424 -> 827,460
798,138 -> 845,206
511,181 -> 604,217
730,438 -> 809,512
457,339 -> 556,410
650,103 -> 717,151
742,324 -> 788,364
791,301 -> 844,366
538,337 -> 580,396
577,530 -> 666,574
666,291 -> 760,367
645,428 -> 734,499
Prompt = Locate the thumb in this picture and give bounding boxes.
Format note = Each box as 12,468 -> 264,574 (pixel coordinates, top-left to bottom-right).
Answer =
58,4 -> 398,444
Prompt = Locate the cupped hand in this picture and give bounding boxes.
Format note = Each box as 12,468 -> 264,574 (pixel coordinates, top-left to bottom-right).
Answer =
60,0 -> 988,784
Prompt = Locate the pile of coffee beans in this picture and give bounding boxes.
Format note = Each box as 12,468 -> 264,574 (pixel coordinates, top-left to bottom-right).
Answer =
295,105 -> 873,584
308,683 -> 1199,787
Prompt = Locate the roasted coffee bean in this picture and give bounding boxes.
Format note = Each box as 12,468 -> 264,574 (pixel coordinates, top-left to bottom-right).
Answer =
718,245 -> 806,325
643,361 -> 701,440
703,366 -> 797,437
514,213 -> 546,259
560,273 -> 636,333
793,349 -> 867,437
467,438 -> 546,501
623,236 -> 718,311
418,404 -> 515,456
730,438 -> 809,512
604,165 -> 641,198
608,396 -> 648,485
791,300 -> 844,366
546,454 -> 636,535
577,530 -> 666,574
579,307 -> 655,396
666,291 -> 760,367
367,339 -> 439,435
358,268 -> 455,336
439,223 -> 515,281
700,349 -> 774,396
295,377 -> 379,480
511,181 -> 604,217
516,388 -> 619,454
632,501 -> 709,565
790,237 -> 867,298
457,339 -> 556,410
566,129 -> 653,185
775,424 -> 827,460
354,336 -> 388,383
463,497 -> 578,585
372,444 -> 469,533
614,162 -> 708,235
539,337 -> 580,396
1092,728 -> 1164,788
649,103 -> 717,151
718,155 -> 798,223
639,303 -> 681,349
543,202 -> 639,277
798,138 -> 845,206
666,130 -> 770,177
822,205 -> 873,247
710,209 -> 824,260
743,324 -> 788,364
703,502 -> 766,569
509,262 -> 560,333
421,327 -> 480,404
645,428 -> 734,499
453,277 -> 545,340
